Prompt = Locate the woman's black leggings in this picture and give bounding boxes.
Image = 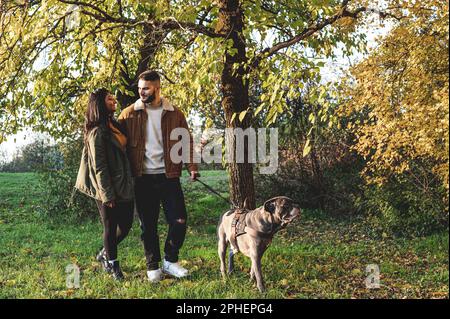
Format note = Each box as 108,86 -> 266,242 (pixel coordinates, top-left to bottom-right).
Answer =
96,200 -> 134,261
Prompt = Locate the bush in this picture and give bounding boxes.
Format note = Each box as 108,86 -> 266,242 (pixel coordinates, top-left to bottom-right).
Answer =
254,91 -> 448,237
37,137 -> 97,222
0,136 -> 62,172
357,166 -> 449,238
256,138 -> 449,237
255,127 -> 365,216
253,85 -> 367,215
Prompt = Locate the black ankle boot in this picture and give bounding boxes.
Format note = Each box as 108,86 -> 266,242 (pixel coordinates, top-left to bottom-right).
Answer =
96,248 -> 112,273
96,248 -> 106,262
110,261 -> 124,281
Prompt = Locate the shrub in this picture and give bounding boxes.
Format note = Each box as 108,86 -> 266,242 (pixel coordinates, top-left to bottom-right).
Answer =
37,137 -> 97,222
357,164 -> 449,238
0,136 -> 61,172
255,134 -> 365,215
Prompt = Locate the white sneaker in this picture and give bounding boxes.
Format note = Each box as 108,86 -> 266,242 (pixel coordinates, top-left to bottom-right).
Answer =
147,269 -> 163,283
162,259 -> 189,278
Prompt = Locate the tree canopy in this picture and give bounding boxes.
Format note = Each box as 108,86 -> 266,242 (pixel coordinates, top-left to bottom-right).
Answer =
0,0 -> 390,142
340,0 -> 449,192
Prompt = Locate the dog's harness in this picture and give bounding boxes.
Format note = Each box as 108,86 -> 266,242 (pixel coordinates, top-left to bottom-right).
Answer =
228,209 -> 288,253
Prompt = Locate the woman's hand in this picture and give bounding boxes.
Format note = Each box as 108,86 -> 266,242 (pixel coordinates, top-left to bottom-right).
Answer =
104,200 -> 116,208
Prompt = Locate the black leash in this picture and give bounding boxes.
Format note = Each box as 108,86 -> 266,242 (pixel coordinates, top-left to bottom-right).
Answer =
195,178 -> 238,209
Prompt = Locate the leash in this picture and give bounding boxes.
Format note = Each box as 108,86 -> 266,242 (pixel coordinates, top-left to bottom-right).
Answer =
195,178 -> 239,209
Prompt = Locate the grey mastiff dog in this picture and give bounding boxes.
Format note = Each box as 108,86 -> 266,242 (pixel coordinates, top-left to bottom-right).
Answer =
217,196 -> 301,292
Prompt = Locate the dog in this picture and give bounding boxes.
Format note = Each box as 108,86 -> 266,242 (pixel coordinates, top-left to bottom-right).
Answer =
217,196 -> 301,292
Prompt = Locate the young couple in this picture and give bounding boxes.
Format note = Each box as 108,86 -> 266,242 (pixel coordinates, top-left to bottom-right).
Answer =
75,70 -> 199,282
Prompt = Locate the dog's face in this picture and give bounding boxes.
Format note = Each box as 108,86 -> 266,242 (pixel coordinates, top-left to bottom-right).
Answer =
263,196 -> 300,224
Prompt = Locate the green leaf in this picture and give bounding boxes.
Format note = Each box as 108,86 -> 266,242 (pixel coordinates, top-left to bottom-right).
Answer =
254,104 -> 264,116
303,139 -> 312,157
239,109 -> 248,122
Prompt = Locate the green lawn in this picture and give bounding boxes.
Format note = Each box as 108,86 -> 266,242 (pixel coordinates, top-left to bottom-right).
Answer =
0,172 -> 448,298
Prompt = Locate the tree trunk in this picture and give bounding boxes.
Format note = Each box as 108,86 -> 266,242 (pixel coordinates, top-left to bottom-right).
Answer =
117,23 -> 168,109
217,0 -> 255,209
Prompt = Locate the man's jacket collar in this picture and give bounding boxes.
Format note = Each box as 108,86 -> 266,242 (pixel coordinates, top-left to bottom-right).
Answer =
134,97 -> 174,112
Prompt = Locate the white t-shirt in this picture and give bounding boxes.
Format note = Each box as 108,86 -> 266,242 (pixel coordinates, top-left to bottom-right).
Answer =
143,105 -> 165,174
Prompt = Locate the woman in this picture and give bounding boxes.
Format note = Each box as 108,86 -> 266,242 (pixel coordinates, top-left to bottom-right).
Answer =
75,88 -> 134,280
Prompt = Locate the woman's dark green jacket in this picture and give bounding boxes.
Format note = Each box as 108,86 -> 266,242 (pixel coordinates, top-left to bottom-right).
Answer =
75,125 -> 134,204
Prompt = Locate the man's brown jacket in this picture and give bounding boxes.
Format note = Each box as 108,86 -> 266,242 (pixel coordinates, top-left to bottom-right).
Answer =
118,97 -> 198,178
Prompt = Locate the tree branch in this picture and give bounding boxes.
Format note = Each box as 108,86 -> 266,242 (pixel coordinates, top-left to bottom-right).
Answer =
57,0 -> 135,24
249,6 -> 370,70
156,18 -> 224,38
249,2 -> 402,71
57,0 -> 222,37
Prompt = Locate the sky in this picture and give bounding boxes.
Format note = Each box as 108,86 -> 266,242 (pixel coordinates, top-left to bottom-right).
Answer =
0,14 -> 393,162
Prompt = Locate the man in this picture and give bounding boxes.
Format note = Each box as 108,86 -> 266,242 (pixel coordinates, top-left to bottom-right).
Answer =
118,70 -> 199,282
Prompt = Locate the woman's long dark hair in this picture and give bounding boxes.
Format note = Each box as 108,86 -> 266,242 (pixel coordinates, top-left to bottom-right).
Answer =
84,88 -> 126,141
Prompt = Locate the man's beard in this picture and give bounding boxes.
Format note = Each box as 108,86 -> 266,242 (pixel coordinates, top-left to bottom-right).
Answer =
141,92 -> 155,104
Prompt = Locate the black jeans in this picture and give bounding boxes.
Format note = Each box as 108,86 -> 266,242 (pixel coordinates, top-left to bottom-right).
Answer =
96,200 -> 134,261
135,174 -> 187,270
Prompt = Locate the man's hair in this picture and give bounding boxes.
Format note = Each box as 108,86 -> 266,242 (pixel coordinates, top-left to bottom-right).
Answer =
138,70 -> 160,82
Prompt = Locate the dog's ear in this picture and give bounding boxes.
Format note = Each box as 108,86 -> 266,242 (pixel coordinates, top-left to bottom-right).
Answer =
264,198 -> 276,214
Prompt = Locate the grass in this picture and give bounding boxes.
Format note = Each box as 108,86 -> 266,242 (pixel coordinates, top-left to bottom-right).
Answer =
0,172 -> 448,299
